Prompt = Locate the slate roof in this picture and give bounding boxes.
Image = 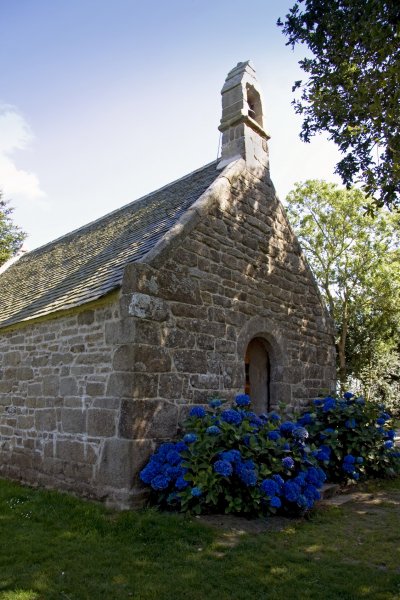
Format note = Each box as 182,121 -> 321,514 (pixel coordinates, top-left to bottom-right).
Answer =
0,161 -> 220,329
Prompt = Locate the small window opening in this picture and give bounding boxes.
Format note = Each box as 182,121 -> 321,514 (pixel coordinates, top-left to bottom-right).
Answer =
246,84 -> 263,127
248,101 -> 256,121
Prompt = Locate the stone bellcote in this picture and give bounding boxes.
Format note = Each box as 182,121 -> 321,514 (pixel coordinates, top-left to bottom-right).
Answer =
218,61 -> 270,172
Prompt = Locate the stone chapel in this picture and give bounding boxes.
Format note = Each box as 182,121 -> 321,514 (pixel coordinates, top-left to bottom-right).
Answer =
0,62 -> 336,507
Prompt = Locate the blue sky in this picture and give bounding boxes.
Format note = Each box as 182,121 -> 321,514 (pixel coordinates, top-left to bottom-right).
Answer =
0,0 -> 342,250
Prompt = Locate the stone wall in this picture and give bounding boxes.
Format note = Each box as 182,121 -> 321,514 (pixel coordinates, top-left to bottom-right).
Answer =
0,164 -> 336,507
0,300 -> 149,506
116,166 -> 336,498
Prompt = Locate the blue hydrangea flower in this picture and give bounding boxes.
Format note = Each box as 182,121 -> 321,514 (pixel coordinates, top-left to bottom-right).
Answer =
283,480 -> 301,502
166,450 -> 181,465
314,446 -> 331,461
235,394 -> 251,407
221,409 -> 243,425
191,486 -> 202,497
175,476 -> 189,490
343,392 -> 354,399
269,412 -> 281,422
342,462 -> 356,474
356,457 -> 364,464
282,457 -> 295,470
343,454 -> 355,464
270,496 -> 282,508
280,421 -> 296,436
175,441 -> 188,452
304,484 -> 320,502
209,398 -> 223,408
165,465 -> 181,478
183,433 -> 198,444
292,426 -> 309,440
157,442 -> 176,457
240,469 -> 258,486
293,472 -> 307,486
384,440 -> 394,449
206,425 -> 221,435
260,478 -> 279,497
345,418 -> 356,429
297,413 -> 313,426
352,472 -> 360,480
213,459 -> 233,477
220,449 -> 242,463
306,467 -> 326,486
267,430 -> 281,441
313,399 -> 323,406
150,474 -> 170,491
236,462 -> 257,486
189,406 -> 206,418
272,474 -> 285,489
386,430 -> 396,440
140,463 -> 160,484
322,398 -> 336,412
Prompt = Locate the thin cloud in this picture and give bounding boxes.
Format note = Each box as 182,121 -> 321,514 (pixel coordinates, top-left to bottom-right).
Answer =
0,106 -> 46,201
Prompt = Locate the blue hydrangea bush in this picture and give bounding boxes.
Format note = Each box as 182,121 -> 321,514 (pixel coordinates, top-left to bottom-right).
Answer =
300,393 -> 400,482
140,395 -> 326,517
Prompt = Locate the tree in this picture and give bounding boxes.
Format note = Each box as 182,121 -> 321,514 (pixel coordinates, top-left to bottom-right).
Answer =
278,0 -> 400,209
0,192 -> 26,267
285,180 -> 400,394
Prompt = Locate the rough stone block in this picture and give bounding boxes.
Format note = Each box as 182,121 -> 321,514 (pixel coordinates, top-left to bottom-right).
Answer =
86,382 -> 105,396
173,350 -> 207,373
61,408 -> 86,434
133,345 -> 171,373
3,351 -> 21,366
56,440 -> 85,462
112,345 -> 135,371
159,373 -> 183,399
132,374 -> 158,399
119,400 -> 178,439
106,372 -> 135,397
35,409 -> 57,432
87,409 -> 116,437
189,373 -> 220,390
96,438 -> 153,489
134,321 -> 161,345
78,310 -> 95,325
127,293 -> 169,321
60,377 -> 78,396
43,375 -> 59,396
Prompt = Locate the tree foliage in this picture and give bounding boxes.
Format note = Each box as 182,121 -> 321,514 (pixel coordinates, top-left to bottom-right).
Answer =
278,0 -> 400,209
0,192 -> 26,267
285,180 -> 400,399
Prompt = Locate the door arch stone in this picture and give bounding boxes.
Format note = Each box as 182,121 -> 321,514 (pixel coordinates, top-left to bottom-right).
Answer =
237,316 -> 289,411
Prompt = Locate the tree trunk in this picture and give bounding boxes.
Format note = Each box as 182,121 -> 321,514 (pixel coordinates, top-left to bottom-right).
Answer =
337,301 -> 349,392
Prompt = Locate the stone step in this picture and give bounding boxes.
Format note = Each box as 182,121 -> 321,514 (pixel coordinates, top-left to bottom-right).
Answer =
320,492 -> 374,507
319,483 -> 340,500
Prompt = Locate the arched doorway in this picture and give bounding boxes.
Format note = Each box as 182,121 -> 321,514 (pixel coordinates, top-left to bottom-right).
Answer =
245,337 -> 271,414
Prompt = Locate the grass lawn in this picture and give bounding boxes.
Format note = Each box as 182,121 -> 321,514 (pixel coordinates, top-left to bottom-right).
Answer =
0,478 -> 399,600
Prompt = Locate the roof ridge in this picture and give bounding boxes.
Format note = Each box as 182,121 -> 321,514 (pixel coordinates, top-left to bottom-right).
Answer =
22,160 -> 218,259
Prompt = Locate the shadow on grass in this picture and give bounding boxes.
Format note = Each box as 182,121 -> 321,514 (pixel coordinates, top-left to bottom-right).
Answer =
1,478 -> 400,600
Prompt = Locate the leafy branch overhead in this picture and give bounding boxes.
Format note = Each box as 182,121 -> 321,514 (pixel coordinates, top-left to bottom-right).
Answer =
0,192 -> 26,267
278,0 -> 400,209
